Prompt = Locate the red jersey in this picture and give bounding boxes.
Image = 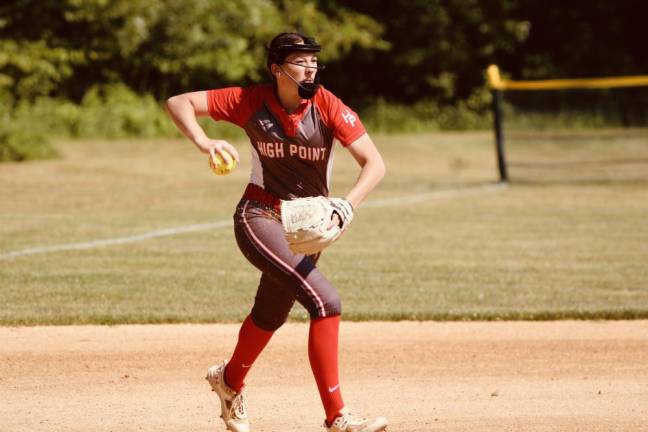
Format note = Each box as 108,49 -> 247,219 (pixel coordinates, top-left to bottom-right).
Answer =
207,84 -> 365,199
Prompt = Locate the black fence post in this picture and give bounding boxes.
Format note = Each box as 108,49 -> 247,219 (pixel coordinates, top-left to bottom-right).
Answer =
492,89 -> 508,182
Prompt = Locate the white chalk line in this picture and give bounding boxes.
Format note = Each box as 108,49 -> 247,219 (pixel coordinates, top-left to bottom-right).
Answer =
1,183 -> 506,260
362,182 -> 507,208
0,221 -> 233,260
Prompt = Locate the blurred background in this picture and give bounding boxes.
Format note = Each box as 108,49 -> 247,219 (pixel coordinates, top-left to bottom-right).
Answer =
2,0 -> 647,161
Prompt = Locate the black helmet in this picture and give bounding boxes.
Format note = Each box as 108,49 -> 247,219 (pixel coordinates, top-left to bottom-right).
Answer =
266,32 -> 321,70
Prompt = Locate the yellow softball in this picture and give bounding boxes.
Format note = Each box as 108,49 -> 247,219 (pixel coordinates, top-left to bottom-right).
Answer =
209,151 -> 237,176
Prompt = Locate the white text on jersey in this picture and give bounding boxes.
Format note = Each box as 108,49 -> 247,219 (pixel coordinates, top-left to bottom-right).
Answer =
341,109 -> 357,127
256,141 -> 327,162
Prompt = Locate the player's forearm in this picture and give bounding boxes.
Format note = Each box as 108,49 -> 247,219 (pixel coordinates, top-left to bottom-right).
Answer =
345,158 -> 386,208
165,96 -> 209,148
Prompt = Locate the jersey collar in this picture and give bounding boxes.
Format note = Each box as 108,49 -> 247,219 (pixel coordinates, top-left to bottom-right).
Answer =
266,85 -> 312,137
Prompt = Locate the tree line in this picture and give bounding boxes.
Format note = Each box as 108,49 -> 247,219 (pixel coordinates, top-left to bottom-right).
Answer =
2,0 -> 645,109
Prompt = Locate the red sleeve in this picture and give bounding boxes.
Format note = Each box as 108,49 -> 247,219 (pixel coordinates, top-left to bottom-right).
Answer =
207,86 -> 257,128
314,86 -> 366,147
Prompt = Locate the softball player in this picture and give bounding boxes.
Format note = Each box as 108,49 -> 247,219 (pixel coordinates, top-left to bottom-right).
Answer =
166,32 -> 387,432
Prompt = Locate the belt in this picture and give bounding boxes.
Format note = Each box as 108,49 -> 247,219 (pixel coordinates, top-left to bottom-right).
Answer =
242,184 -> 282,213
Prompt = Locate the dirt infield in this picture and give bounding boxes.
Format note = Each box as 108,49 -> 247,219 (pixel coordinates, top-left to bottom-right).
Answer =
2,321 -> 647,432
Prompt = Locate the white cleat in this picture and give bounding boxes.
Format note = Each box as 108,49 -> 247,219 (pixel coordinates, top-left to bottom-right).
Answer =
325,407 -> 388,432
206,361 -> 250,432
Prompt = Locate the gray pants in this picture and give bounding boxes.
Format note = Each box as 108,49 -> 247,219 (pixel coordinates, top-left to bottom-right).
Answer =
233,199 -> 341,331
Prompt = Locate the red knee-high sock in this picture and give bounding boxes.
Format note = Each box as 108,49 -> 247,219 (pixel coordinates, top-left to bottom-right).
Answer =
309,315 -> 344,425
224,315 -> 274,393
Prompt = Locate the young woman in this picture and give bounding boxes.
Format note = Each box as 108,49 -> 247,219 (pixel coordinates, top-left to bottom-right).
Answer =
166,32 -> 387,432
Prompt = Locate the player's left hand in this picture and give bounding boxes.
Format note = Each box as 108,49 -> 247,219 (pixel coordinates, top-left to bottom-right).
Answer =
326,198 -> 354,230
327,198 -> 354,231
327,213 -> 341,230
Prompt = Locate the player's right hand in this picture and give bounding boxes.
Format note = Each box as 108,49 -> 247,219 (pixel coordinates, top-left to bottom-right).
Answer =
195,138 -> 240,163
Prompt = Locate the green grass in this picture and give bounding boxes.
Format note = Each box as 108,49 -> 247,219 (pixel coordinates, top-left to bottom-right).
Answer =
1,131 -> 648,324
505,128 -> 648,183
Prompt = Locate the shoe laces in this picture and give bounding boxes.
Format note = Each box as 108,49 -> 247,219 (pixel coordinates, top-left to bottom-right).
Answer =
228,391 -> 247,419
328,410 -> 367,430
348,411 -> 368,424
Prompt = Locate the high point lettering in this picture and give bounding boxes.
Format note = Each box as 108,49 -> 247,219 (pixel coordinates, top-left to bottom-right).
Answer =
256,141 -> 327,161
256,141 -> 285,158
289,144 -> 327,161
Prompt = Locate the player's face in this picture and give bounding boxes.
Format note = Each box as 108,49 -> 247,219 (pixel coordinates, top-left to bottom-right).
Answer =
282,52 -> 319,83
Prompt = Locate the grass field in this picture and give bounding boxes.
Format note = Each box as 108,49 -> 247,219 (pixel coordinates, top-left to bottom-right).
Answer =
1,130 -> 647,325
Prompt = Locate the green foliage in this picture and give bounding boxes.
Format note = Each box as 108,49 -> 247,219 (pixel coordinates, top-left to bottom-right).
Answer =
0,0 -> 387,161
361,87 -> 492,133
0,39 -> 85,101
2,0 -> 646,160
0,0 -> 385,101
326,0 -> 530,106
2,0 -> 647,110
361,100 -> 491,133
361,99 -> 439,133
0,83 -> 248,161
503,2 -> 647,79
0,79 -> 492,162
17,84 -> 245,139
12,98 -> 82,138
0,126 -> 57,162
75,84 -> 172,138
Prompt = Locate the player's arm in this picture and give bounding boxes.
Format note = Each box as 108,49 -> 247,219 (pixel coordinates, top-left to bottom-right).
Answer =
165,91 -> 240,161
343,133 -> 386,208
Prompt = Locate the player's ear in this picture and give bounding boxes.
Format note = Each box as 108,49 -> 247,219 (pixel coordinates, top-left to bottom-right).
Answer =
271,64 -> 281,77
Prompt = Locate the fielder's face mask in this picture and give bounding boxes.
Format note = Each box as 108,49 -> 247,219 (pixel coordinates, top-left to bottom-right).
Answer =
268,36 -> 326,99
